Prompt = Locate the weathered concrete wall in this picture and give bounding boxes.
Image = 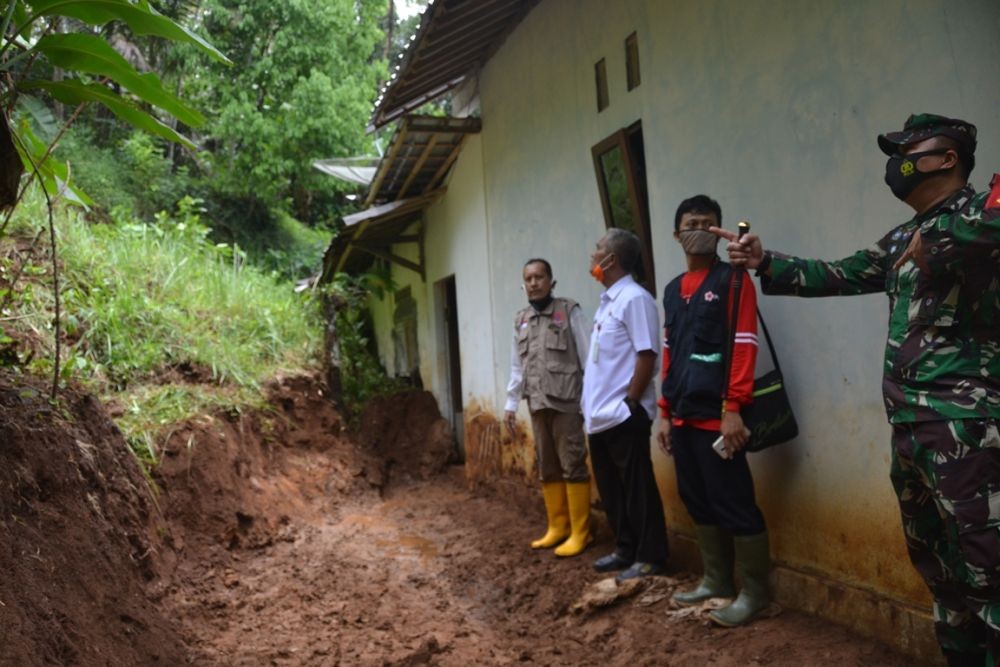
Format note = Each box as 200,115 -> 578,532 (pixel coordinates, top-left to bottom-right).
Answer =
366,0 -> 998,658
369,135 -> 499,429
462,0 -> 1000,659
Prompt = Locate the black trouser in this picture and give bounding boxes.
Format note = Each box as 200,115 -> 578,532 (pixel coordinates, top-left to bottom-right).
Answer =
671,424 -> 766,536
588,411 -> 669,565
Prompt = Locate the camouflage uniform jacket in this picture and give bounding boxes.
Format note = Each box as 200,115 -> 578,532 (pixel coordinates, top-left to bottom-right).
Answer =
761,182 -> 1000,424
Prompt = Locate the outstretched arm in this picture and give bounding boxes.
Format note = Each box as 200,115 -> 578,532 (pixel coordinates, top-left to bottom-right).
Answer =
711,226 -> 888,298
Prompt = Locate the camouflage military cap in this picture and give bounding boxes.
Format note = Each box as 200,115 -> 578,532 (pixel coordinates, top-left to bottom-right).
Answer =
878,113 -> 977,156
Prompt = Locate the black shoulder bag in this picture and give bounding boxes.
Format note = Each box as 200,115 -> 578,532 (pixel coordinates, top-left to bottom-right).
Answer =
724,267 -> 798,452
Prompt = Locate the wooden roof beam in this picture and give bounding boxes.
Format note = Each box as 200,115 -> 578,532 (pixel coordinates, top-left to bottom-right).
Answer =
398,134 -> 440,200
424,134 -> 469,193
364,121 -> 410,207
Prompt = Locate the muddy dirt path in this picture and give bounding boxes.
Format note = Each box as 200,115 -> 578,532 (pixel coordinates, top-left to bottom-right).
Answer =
162,466 -> 915,667
0,376 -> 922,666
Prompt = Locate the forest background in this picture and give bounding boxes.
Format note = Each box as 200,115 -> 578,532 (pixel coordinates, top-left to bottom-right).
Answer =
0,0 -> 426,461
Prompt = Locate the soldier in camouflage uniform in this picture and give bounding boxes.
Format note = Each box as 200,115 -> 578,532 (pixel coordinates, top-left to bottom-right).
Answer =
713,114 -> 1000,667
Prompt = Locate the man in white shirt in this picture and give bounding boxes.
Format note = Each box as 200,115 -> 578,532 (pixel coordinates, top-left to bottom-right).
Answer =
582,228 -> 669,581
504,258 -> 592,557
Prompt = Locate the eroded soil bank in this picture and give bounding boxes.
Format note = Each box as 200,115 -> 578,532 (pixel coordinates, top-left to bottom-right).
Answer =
1,373 -> 921,665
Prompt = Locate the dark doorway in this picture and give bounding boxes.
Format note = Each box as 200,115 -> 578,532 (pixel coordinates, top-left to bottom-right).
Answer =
437,275 -> 464,460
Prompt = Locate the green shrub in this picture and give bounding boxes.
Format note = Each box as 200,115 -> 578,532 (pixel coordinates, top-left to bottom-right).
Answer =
3,187 -> 322,462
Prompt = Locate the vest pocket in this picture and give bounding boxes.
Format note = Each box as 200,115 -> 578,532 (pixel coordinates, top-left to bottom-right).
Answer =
545,324 -> 568,351
684,315 -> 725,406
693,315 -> 724,345
517,327 -> 530,356
543,361 -> 581,401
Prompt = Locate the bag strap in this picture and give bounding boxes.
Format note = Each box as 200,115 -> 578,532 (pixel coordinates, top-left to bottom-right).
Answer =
755,306 -> 784,377
722,271 -> 785,411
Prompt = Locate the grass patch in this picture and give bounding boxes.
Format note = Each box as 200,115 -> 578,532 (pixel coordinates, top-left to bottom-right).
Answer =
117,383 -> 267,465
2,187 -> 322,461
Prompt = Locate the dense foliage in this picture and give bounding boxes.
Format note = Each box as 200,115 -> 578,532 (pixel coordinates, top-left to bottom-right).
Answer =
186,0 -> 388,224
0,0 -> 427,453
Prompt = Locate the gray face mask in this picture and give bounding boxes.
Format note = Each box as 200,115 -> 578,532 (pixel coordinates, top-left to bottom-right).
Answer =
678,229 -> 718,256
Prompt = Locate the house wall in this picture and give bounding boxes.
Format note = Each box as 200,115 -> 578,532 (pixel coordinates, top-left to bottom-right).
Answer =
367,136 -> 525,473
462,0 -> 1000,659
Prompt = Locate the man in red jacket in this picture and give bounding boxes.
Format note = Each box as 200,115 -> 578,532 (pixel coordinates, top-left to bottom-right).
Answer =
656,194 -> 770,627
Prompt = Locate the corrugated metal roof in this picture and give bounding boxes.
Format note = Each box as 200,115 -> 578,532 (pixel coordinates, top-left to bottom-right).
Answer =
322,188 -> 447,280
321,115 -> 481,280
370,0 -> 540,129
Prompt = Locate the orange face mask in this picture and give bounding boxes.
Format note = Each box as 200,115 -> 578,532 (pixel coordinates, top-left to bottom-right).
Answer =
590,255 -> 612,283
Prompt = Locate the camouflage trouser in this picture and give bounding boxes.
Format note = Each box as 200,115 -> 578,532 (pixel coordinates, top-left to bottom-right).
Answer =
891,419 -> 1000,664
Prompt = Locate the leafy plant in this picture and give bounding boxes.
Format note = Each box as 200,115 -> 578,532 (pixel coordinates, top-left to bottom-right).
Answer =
321,270 -> 404,420
1,0 -> 227,396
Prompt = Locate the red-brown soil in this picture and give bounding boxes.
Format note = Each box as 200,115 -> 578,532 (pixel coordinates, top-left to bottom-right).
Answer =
1,372 -> 923,666
0,373 -> 185,666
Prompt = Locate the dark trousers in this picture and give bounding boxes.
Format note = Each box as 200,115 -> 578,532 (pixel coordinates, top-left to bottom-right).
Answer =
588,412 -> 669,564
671,424 -> 766,536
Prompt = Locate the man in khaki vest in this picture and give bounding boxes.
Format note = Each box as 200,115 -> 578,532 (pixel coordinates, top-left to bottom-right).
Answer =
504,258 -> 592,557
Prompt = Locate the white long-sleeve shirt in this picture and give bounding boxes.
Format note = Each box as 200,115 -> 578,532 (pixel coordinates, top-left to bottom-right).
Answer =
581,275 -> 659,434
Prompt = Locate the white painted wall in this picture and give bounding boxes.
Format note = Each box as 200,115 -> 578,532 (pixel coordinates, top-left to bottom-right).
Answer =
471,0 -> 1000,610
369,135 -> 498,420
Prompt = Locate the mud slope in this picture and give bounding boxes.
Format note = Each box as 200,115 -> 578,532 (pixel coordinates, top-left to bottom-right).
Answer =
0,373 -> 186,666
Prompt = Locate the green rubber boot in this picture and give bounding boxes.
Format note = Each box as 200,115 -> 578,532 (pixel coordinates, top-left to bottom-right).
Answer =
672,525 -> 736,606
710,532 -> 770,627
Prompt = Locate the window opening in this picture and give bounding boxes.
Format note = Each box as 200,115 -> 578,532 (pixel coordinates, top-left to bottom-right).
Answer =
591,121 -> 655,293
595,58 -> 609,112
625,32 -> 640,90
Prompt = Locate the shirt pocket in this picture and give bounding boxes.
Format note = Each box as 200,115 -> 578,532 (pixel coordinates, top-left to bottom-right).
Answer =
908,282 -> 960,328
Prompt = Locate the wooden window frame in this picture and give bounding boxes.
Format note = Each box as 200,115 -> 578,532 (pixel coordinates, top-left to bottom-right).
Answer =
591,123 -> 655,294
625,32 -> 640,91
594,58 -> 609,112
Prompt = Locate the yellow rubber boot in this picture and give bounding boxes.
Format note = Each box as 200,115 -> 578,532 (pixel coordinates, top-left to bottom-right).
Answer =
554,481 -> 593,557
532,482 -> 570,549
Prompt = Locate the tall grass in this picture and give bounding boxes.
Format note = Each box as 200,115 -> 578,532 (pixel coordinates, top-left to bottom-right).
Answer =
3,188 -> 323,462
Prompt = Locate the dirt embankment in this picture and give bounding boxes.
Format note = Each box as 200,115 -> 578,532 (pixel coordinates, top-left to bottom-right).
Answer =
1,373 -> 921,666
0,374 -> 185,665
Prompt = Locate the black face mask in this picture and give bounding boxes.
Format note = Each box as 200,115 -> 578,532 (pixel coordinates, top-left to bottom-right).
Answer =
884,148 -> 951,200
529,294 -> 554,311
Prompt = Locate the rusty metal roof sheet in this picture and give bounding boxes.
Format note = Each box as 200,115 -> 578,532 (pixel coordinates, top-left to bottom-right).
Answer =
370,0 -> 540,129
322,188 -> 447,280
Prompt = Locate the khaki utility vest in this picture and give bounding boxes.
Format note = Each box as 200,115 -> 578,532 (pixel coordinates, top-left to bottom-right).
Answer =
514,297 -> 583,414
